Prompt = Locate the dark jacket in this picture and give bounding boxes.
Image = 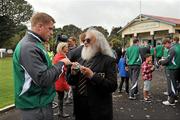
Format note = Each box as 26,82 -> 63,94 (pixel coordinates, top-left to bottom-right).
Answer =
67,45 -> 83,62
139,46 -> 150,62
67,53 -> 117,120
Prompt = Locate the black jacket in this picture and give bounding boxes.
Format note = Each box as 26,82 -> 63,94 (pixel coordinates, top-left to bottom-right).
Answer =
67,53 -> 117,120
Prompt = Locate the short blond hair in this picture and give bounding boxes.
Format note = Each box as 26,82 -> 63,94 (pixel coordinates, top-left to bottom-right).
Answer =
56,42 -> 68,53
31,12 -> 55,27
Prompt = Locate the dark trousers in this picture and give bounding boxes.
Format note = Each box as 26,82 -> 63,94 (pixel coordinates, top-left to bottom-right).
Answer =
74,96 -> 90,120
128,65 -> 140,97
119,77 -> 129,93
20,103 -> 53,120
57,91 -> 64,112
177,69 -> 180,92
166,69 -> 179,103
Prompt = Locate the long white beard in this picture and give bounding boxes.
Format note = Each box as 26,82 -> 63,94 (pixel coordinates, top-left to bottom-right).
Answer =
81,45 -> 98,61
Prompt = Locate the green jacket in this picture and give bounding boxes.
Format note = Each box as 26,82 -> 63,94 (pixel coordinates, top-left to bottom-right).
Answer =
126,44 -> 141,66
155,45 -> 164,58
160,43 -> 180,70
13,30 -> 64,109
163,48 -> 169,58
150,47 -> 154,56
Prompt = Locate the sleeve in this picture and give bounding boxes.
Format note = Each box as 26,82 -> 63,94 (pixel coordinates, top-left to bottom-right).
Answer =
20,43 -> 64,87
89,57 -> 118,93
66,64 -> 80,85
160,48 -> 175,66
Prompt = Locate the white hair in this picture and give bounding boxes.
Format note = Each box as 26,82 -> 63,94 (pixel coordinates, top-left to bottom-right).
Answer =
86,28 -> 114,58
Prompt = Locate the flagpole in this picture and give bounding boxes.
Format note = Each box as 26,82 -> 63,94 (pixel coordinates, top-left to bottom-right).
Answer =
140,0 -> 142,21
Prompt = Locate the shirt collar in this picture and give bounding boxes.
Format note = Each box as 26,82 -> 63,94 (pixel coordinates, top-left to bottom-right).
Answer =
27,30 -> 45,42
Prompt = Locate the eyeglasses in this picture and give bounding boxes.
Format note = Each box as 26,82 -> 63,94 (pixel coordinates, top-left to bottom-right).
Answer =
83,38 -> 91,43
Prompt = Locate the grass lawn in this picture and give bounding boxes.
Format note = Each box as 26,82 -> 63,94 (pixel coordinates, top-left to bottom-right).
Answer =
0,57 -> 14,109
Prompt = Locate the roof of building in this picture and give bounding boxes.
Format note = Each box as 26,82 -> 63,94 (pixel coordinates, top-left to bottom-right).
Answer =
119,14 -> 180,33
144,14 -> 180,25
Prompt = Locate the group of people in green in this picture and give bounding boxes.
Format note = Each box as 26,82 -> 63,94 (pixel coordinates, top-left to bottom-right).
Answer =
125,37 -> 180,105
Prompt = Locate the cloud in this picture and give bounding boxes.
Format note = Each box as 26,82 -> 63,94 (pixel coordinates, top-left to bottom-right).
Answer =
26,0 -> 180,32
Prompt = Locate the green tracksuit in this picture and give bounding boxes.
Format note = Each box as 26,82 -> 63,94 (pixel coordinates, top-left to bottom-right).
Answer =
13,30 -> 64,109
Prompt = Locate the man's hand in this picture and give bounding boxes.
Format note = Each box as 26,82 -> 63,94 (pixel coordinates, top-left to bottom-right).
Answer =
80,66 -> 94,78
71,62 -> 80,75
60,58 -> 71,65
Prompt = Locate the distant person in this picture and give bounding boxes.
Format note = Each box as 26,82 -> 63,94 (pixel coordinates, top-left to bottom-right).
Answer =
150,45 -> 155,64
67,29 -> 117,120
66,32 -> 86,116
66,37 -> 78,104
139,41 -> 150,62
141,54 -> 155,102
118,51 -> 129,94
161,39 -> 170,96
13,12 -> 71,120
109,42 -> 118,60
53,42 -> 70,118
159,37 -> 180,105
67,36 -> 77,50
154,42 -> 164,68
126,38 -> 142,100
67,33 -> 85,62
114,46 -> 122,64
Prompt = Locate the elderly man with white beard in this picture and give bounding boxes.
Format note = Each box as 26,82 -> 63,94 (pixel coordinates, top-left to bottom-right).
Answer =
67,29 -> 117,120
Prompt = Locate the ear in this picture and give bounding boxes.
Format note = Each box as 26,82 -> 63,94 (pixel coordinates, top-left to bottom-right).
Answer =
37,23 -> 44,31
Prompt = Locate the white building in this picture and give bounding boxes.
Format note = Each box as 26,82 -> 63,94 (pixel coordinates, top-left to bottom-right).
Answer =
119,14 -> 180,46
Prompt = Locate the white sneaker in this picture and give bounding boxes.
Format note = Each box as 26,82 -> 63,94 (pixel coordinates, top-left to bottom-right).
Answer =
162,101 -> 175,106
129,96 -> 136,100
163,92 -> 168,95
175,100 -> 178,103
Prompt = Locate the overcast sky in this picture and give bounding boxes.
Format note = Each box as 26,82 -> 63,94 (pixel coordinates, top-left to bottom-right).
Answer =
26,0 -> 180,32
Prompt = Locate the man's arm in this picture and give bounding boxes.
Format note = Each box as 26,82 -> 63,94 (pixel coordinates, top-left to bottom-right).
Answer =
20,43 -> 65,87
159,47 -> 175,66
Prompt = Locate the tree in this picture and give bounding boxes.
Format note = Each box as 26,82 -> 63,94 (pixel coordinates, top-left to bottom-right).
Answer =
0,0 -> 33,25
109,26 -> 122,39
2,30 -> 26,50
0,16 -> 16,47
61,24 -> 82,39
0,0 -> 33,47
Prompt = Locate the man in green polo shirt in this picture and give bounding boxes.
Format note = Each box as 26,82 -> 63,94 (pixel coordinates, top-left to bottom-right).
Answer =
126,38 -> 142,100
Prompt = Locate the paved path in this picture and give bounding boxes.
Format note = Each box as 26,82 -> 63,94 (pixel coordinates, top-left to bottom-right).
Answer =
0,70 -> 180,120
